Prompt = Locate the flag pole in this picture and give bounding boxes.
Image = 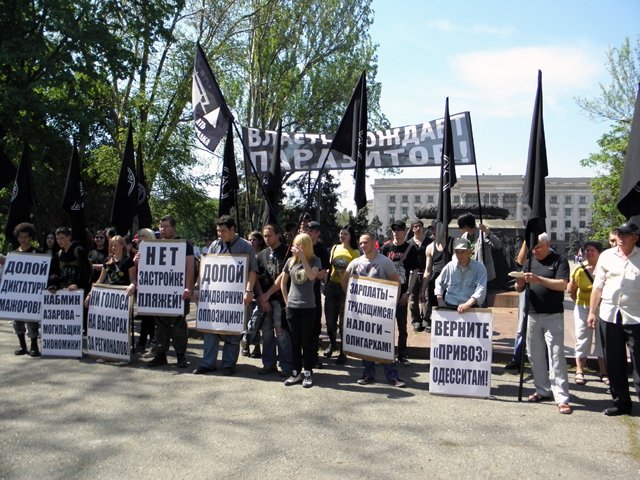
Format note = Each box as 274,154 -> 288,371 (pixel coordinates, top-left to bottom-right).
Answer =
517,239 -> 534,401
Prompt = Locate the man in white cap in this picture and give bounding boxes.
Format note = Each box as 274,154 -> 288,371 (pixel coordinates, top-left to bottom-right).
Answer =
434,237 -> 487,313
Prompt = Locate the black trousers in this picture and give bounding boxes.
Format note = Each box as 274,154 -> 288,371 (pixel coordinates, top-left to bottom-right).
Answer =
599,316 -> 640,410
287,307 -> 317,373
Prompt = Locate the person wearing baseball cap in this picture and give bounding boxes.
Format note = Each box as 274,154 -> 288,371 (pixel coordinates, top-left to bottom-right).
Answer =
588,222 -> 640,416
434,237 -> 487,313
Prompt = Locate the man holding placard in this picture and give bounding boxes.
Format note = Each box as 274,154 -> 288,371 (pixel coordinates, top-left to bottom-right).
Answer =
193,215 -> 257,376
145,215 -> 194,369
342,233 -> 405,388
434,238 -> 487,313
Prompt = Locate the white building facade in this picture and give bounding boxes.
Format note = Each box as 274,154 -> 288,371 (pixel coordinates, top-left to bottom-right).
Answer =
370,175 -> 594,249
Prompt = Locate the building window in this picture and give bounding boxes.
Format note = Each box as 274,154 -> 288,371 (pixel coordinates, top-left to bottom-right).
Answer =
503,193 -> 517,218
401,207 -> 409,217
579,196 -> 586,204
579,221 -> 586,228
579,208 -> 586,217
565,195 -> 572,204
401,195 -> 409,203
427,195 -> 434,203
565,220 -> 571,228
551,232 -> 557,241
389,195 -> 395,203
414,195 -> 421,204
550,220 -> 557,228
466,194 -> 478,204
551,208 -> 558,217
389,207 -> 396,216
549,195 -> 557,204
564,208 -> 572,217
453,195 -> 460,205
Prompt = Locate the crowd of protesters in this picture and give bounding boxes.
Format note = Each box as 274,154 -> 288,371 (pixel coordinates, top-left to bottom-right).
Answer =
2,214 -> 639,417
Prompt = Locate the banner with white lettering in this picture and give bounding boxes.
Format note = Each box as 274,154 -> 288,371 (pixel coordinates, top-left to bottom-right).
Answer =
243,112 -> 475,174
342,274 -> 398,363
0,252 -> 51,321
136,239 -> 186,316
430,309 -> 493,398
41,289 -> 83,358
87,285 -> 132,361
195,254 -> 247,334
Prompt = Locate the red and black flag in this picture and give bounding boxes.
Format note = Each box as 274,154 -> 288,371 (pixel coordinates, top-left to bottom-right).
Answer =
135,141 -> 153,229
617,82 -> 640,222
262,120 -> 282,226
218,124 -> 238,217
330,70 -> 368,212
193,43 -> 233,153
4,143 -> 36,247
110,125 -> 138,236
61,144 -> 87,248
522,70 -> 548,248
435,97 -> 457,248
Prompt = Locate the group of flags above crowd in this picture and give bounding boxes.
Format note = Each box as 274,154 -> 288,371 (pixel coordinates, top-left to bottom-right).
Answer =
2,43 -> 640,249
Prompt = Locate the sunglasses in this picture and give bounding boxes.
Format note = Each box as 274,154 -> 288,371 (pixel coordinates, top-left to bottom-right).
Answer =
95,236 -> 105,240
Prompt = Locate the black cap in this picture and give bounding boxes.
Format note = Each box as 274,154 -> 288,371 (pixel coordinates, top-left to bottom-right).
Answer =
615,223 -> 639,235
306,221 -> 321,230
390,220 -> 406,230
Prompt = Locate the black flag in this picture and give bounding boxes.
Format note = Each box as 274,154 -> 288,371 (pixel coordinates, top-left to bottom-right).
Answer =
0,128 -> 16,189
331,70 -> 368,211
61,144 -> 87,248
262,120 -> 282,226
617,83 -> 640,220
110,125 -> 138,235
193,43 -> 233,153
4,143 -> 36,246
522,70 -> 548,248
435,97 -> 457,247
219,124 -> 238,216
136,141 -> 153,229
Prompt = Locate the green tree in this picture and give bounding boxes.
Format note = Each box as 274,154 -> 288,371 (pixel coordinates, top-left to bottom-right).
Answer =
577,36 -> 640,240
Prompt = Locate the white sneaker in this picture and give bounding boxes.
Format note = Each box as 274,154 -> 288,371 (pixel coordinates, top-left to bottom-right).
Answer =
302,371 -> 313,388
284,370 -> 304,386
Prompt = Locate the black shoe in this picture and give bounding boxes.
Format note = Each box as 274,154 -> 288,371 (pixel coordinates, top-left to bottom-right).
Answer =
147,355 -> 168,367
412,322 -> 424,333
29,348 -> 41,357
504,360 -> 520,371
603,406 -> 632,416
323,345 -> 334,358
14,348 -> 28,356
424,321 -> 432,333
222,367 -> 235,376
357,376 -> 374,385
397,356 -> 411,366
335,352 -> 347,365
192,365 -> 216,375
250,346 -> 261,358
176,354 -> 190,368
258,366 -> 278,375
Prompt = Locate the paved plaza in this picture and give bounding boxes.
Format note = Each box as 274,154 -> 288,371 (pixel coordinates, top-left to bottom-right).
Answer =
1,312 -> 639,480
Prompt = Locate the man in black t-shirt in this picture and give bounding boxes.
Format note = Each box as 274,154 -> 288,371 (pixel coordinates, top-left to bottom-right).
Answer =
515,233 -> 572,414
255,224 -> 293,376
381,220 -> 420,365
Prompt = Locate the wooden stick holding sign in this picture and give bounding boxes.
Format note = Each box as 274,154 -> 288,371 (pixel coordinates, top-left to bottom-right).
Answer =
195,253 -> 247,335
136,239 -> 186,316
87,284 -> 132,362
429,308 -> 493,398
342,274 -> 398,363
0,252 -> 51,321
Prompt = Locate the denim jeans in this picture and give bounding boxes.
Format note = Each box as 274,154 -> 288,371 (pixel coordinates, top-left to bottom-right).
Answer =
261,300 -> 292,372
362,359 -> 399,381
202,332 -> 241,369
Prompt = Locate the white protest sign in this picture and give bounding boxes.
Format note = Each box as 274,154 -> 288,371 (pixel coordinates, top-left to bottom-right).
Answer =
195,254 -> 247,334
41,289 -> 84,358
342,274 -> 398,363
87,284 -> 132,362
0,252 -> 51,321
430,309 -> 493,398
136,239 -> 186,316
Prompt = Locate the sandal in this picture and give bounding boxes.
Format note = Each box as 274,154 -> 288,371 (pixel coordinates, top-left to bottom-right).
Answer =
599,374 -> 610,386
575,372 -> 586,385
528,393 -> 552,403
558,403 -> 573,415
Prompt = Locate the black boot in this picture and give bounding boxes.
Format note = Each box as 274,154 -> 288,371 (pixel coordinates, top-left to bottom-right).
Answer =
147,353 -> 168,367
15,334 -> 28,355
176,353 -> 190,368
324,334 -> 337,358
29,338 -> 41,357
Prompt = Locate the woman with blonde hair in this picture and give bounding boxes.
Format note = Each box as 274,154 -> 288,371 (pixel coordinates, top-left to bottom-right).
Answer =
281,233 -> 320,388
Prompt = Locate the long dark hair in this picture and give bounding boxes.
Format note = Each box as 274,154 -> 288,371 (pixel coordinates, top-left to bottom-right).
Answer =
342,224 -> 358,250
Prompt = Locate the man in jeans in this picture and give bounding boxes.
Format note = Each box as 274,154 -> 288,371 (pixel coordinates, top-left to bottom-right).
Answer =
256,224 -> 293,376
